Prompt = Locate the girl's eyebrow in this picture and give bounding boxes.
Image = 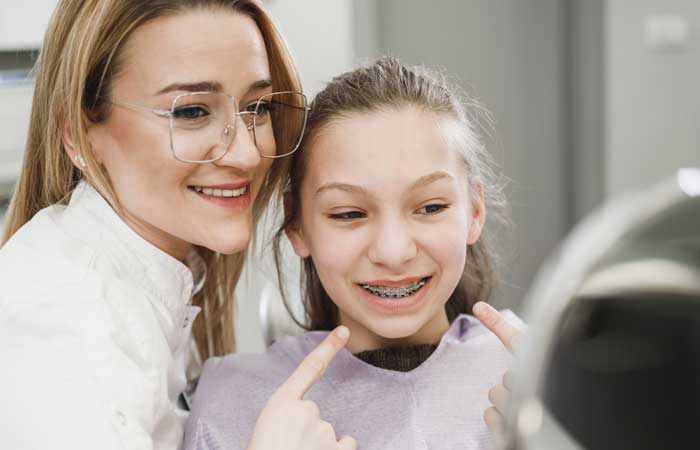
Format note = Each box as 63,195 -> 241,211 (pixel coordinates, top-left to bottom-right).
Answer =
314,171 -> 455,199
314,182 -> 368,198
408,171 -> 455,191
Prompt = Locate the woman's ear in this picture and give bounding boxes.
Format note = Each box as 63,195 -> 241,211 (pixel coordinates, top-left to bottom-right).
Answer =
61,123 -> 87,169
283,193 -> 311,258
467,183 -> 486,245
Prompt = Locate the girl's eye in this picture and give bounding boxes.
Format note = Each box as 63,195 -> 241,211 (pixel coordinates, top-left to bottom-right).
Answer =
328,211 -> 366,220
416,203 -> 449,215
172,105 -> 209,120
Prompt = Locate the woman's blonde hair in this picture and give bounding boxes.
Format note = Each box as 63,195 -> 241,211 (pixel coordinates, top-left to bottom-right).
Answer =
2,0 -> 301,360
274,57 -> 508,331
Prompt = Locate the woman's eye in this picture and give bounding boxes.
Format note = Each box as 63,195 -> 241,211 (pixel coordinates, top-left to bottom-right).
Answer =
254,101 -> 276,116
328,211 -> 366,220
172,105 -> 209,120
416,203 -> 449,215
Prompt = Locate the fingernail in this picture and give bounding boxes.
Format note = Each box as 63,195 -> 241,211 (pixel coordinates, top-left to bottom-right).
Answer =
473,302 -> 487,316
336,326 -> 350,340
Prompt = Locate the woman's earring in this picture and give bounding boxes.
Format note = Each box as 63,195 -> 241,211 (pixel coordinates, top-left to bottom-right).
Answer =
76,154 -> 87,168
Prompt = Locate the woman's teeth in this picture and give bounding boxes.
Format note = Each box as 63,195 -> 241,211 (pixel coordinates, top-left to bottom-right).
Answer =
360,277 -> 428,299
192,185 -> 247,198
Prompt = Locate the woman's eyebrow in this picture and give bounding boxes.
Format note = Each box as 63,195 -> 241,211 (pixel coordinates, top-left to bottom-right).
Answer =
154,78 -> 272,96
155,80 -> 223,95
247,78 -> 273,92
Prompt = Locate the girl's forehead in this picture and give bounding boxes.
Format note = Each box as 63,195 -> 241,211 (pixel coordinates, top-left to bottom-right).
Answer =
306,108 -> 465,186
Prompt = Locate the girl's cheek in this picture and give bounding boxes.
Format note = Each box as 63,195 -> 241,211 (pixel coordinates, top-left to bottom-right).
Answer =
311,223 -> 364,269
419,221 -> 469,263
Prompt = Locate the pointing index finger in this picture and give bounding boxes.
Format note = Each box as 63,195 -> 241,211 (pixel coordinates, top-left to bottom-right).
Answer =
275,326 -> 350,399
472,302 -> 521,353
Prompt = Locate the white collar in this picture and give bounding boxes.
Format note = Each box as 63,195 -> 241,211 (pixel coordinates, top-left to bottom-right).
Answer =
68,181 -> 206,316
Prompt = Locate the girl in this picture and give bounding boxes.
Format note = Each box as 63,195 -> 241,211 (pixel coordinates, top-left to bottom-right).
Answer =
0,1 -> 355,449
185,57 -> 522,450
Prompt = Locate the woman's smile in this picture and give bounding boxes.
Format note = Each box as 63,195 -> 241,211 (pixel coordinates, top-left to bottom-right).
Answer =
188,182 -> 251,209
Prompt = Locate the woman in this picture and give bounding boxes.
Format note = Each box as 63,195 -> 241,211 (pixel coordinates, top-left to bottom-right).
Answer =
0,1 -> 355,449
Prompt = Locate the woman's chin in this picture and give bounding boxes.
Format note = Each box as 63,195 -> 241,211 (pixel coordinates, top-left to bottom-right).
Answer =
200,227 -> 251,255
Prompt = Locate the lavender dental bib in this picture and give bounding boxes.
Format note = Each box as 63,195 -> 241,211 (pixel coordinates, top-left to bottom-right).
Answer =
184,312 -> 521,450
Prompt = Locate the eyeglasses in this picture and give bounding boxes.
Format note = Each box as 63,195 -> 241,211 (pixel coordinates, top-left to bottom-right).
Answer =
111,91 -> 310,163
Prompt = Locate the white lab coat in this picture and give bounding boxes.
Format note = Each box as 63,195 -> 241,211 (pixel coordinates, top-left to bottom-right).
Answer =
0,181 -> 202,450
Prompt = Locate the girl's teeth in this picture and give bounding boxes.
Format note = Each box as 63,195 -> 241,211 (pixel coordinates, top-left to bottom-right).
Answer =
193,186 -> 247,197
361,278 -> 427,298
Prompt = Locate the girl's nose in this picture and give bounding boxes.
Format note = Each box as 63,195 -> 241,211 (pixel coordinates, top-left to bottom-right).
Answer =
213,119 -> 261,171
367,218 -> 418,270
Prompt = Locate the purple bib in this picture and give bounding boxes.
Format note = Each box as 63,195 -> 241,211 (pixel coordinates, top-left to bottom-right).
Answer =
184,312 -> 521,450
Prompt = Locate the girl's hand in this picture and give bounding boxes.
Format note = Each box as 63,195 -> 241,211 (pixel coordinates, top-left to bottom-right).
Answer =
246,326 -> 357,450
472,302 -> 523,435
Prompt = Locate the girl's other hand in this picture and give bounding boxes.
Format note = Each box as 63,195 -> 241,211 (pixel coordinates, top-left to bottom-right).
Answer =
472,302 -> 523,435
246,326 -> 357,450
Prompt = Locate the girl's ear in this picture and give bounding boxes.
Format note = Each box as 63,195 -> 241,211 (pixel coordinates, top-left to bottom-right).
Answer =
284,193 -> 311,258
467,183 -> 486,245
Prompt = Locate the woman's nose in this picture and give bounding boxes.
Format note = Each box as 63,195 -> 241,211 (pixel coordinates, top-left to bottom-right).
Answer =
213,119 -> 261,171
367,218 -> 418,270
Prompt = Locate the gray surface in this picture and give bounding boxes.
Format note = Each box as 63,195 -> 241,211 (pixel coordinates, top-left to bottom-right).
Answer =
569,0 -> 606,223
606,0 -> 700,195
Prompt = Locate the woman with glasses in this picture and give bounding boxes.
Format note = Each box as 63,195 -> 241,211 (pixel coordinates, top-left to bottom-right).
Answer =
0,1 -> 355,450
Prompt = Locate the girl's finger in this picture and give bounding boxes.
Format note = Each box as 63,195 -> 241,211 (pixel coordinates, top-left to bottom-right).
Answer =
488,384 -> 510,415
275,326 -> 350,399
472,302 -> 521,353
484,406 -> 504,433
337,435 -> 358,450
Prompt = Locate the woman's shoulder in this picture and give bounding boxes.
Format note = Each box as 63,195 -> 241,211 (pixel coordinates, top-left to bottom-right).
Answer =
1,204 -> 97,286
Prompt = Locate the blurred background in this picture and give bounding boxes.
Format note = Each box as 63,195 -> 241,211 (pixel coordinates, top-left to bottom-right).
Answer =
0,0 -> 698,352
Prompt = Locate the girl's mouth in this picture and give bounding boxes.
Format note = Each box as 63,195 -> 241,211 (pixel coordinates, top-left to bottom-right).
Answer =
359,277 -> 431,299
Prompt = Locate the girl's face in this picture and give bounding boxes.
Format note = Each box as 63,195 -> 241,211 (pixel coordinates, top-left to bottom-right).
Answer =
83,11 -> 274,260
288,108 -> 485,352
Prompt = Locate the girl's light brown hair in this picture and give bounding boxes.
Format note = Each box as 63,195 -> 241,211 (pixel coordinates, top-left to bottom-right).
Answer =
274,56 -> 508,331
2,0 -> 301,360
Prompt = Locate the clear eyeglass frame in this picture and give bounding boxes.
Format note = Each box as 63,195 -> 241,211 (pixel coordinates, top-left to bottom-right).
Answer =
111,90 -> 310,164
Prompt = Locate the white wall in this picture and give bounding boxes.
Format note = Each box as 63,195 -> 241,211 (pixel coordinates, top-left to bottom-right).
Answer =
606,0 -> 700,196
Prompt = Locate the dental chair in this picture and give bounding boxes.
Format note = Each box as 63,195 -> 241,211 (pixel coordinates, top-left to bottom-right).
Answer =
259,280 -> 304,347
501,168 -> 700,450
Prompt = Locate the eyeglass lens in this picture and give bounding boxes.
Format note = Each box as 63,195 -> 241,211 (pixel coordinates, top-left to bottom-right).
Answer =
170,92 -> 307,163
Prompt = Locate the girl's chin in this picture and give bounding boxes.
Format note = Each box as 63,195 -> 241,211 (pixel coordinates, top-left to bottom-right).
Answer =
365,316 -> 435,343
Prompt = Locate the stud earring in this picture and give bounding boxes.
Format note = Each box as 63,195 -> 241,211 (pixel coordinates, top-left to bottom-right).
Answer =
76,154 -> 87,168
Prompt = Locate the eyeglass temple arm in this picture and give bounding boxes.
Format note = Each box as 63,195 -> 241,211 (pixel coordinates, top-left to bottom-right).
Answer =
111,100 -> 171,118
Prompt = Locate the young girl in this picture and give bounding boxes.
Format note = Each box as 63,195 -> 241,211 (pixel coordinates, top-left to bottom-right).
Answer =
185,57 -> 522,450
